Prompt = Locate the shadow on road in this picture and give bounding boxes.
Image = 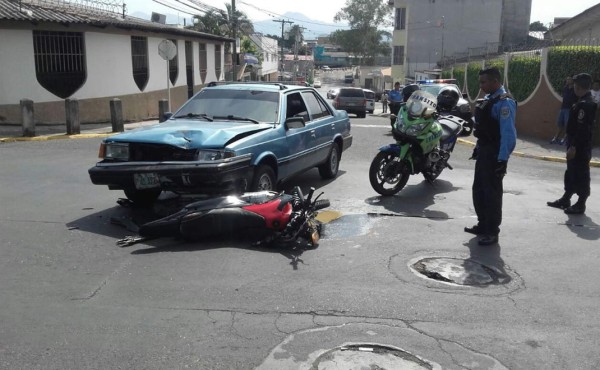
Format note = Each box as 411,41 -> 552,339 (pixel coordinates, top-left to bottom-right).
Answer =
565,214 -> 600,241
364,178 -> 459,220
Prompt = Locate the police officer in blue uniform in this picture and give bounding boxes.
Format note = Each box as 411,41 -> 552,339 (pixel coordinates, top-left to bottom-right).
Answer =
388,81 -> 403,127
547,73 -> 596,214
465,67 -> 517,246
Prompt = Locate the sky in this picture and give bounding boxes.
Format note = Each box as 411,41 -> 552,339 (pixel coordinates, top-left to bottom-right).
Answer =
124,0 -> 600,28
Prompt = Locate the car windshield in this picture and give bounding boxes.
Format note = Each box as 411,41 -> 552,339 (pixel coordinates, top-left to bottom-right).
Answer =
420,84 -> 460,96
174,89 -> 279,123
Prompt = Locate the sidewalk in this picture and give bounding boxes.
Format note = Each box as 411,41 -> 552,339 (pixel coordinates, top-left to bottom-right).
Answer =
1,118 -> 599,167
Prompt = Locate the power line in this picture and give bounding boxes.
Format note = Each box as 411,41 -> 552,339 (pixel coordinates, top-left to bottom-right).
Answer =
237,0 -> 350,29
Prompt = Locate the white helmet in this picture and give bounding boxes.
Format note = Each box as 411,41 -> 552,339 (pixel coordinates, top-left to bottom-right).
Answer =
405,90 -> 438,120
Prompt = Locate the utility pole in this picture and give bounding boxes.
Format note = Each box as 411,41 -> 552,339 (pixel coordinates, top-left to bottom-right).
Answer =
440,16 -> 445,68
294,26 -> 306,78
273,19 -> 293,79
232,0 -> 237,81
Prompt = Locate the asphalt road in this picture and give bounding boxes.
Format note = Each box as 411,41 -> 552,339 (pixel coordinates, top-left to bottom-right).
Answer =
1,77 -> 599,369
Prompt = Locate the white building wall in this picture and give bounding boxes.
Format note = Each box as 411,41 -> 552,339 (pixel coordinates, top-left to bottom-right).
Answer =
0,29 -> 57,103
0,30 -> 225,104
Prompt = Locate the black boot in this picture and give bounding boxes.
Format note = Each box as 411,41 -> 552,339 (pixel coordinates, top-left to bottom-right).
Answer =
547,195 -> 571,209
564,198 -> 586,214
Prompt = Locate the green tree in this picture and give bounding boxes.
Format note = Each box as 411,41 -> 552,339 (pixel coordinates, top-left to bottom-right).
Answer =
529,21 -> 548,32
187,2 -> 254,38
332,0 -> 391,63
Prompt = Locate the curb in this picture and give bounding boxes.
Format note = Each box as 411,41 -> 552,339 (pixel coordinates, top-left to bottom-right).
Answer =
0,132 -> 114,143
457,138 -> 600,168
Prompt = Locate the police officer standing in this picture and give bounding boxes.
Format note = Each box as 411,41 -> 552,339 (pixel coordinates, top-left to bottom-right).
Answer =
388,82 -> 403,127
465,67 -> 517,246
547,73 -> 597,214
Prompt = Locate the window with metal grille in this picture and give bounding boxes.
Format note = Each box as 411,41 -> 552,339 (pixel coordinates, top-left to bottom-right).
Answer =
199,43 -> 207,83
131,36 -> 149,91
393,46 -> 405,65
395,8 -> 406,30
32,31 -> 86,99
214,44 -> 221,80
168,39 -> 178,85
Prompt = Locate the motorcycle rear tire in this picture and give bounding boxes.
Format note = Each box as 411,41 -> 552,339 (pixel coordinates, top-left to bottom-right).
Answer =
369,151 -> 410,196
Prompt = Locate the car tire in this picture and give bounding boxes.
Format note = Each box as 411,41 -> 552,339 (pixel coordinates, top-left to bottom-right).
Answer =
251,165 -> 276,191
123,188 -> 161,207
357,112 -> 366,118
318,144 -> 340,179
368,110 -> 374,114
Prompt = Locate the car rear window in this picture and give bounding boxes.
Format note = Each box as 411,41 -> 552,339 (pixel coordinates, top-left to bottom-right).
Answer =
363,91 -> 375,99
339,89 -> 365,97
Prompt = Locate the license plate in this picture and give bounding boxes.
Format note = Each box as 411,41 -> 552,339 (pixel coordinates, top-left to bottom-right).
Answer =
133,173 -> 160,189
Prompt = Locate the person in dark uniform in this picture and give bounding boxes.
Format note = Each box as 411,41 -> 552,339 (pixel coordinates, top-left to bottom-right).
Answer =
465,67 -> 517,246
547,73 -> 596,214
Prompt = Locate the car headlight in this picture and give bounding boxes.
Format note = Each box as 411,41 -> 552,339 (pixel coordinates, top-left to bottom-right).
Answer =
195,149 -> 235,161
102,142 -> 129,160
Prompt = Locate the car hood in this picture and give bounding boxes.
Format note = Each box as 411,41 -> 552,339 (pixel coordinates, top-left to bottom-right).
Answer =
105,121 -> 273,149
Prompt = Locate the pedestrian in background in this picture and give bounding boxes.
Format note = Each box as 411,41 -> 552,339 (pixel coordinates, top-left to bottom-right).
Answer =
547,73 -> 596,214
465,67 -> 517,246
591,79 -> 600,105
388,82 -> 403,127
381,91 -> 388,113
551,76 -> 577,144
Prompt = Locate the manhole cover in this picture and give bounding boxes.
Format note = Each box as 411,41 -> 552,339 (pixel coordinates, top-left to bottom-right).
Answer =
410,257 -> 509,286
312,344 -> 439,370
389,253 -> 524,296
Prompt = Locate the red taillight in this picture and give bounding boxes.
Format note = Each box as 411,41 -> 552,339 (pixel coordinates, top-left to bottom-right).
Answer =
334,97 -> 339,108
363,99 -> 367,107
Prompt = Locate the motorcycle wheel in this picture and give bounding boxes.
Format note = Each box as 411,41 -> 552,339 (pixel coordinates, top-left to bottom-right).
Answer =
369,151 -> 410,196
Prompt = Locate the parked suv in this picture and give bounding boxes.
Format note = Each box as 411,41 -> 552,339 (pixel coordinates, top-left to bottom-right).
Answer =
333,87 -> 367,118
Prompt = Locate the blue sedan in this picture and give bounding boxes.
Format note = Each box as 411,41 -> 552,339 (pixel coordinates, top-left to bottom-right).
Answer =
89,83 -> 353,205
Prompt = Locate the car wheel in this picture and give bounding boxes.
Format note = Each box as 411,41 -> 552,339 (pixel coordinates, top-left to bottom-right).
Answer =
318,144 -> 340,179
357,112 -> 366,118
251,165 -> 276,191
368,110 -> 374,114
123,188 -> 161,207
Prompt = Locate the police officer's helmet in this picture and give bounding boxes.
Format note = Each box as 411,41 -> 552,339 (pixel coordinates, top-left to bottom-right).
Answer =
402,84 -> 420,103
436,87 -> 460,112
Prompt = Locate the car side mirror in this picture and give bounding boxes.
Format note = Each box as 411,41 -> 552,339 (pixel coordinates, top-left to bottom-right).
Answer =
285,116 -> 305,129
462,93 -> 468,99
163,112 -> 173,121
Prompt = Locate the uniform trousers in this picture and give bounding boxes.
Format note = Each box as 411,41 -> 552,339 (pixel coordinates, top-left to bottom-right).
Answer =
564,147 -> 591,199
472,144 -> 503,236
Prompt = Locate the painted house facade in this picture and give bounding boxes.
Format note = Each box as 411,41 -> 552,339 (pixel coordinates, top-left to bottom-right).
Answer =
0,0 -> 233,124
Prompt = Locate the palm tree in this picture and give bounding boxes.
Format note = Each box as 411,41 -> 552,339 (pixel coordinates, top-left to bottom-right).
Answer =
187,2 -> 254,38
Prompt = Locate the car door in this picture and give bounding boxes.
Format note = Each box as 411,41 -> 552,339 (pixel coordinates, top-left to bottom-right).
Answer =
281,92 -> 316,178
302,90 -> 335,163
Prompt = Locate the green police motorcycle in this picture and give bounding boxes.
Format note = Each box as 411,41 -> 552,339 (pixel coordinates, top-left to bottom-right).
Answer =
369,90 -> 467,196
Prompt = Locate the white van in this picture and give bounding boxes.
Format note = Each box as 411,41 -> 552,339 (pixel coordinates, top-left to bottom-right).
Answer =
362,89 -> 375,114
